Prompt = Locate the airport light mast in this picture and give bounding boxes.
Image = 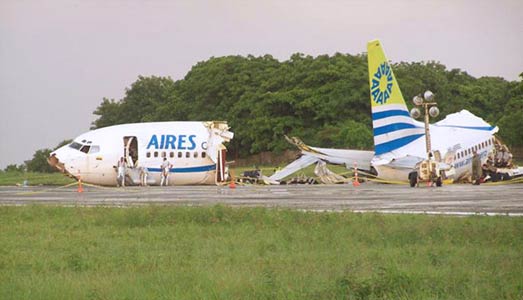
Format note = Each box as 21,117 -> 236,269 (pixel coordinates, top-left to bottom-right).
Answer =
409,91 -> 439,158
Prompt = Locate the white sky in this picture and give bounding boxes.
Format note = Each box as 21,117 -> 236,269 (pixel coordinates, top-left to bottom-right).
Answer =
1,0 -> 522,169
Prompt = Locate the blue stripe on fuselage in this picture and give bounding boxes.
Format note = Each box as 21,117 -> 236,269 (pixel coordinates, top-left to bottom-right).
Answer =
375,134 -> 424,155
147,164 -> 216,173
453,150 -> 488,169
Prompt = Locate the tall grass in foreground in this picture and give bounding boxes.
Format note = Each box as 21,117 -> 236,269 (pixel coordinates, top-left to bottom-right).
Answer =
0,205 -> 522,299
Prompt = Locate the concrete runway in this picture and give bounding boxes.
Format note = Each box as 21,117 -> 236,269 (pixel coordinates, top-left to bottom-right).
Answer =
1,183 -> 522,215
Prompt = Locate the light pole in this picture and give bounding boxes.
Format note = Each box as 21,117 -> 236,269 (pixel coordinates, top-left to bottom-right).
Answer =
409,91 -> 439,159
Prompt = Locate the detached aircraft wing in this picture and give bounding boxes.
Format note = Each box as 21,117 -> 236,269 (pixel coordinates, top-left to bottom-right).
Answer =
269,155 -> 319,182
268,136 -> 374,182
284,136 -> 374,168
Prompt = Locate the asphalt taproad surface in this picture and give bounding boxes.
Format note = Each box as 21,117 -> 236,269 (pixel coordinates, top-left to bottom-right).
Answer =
0,183 -> 522,216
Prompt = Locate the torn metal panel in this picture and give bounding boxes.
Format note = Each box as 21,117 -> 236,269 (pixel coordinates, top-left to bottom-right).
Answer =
314,160 -> 346,184
285,136 -> 374,169
204,121 -> 234,164
269,155 -> 319,181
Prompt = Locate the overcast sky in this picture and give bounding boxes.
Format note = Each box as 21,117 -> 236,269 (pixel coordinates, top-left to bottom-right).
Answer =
1,0 -> 522,169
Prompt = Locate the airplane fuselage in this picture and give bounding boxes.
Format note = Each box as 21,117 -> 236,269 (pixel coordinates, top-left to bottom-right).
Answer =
50,122 -> 232,186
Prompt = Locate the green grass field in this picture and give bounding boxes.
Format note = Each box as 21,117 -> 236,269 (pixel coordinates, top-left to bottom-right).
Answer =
1,205 -> 522,299
0,172 -> 75,186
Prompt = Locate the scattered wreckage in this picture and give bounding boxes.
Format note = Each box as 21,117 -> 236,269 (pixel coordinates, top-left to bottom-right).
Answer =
253,136 -> 522,186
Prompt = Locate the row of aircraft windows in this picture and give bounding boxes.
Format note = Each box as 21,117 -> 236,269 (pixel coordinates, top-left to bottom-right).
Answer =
146,151 -> 207,159
455,138 -> 495,160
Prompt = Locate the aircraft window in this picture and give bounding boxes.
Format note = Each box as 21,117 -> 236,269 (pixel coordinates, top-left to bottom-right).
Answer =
170,152 -> 174,158
80,145 -> 90,154
154,151 -> 158,158
178,152 -> 182,158
193,152 -> 198,158
202,152 -> 206,158
161,151 -> 166,158
69,142 -> 82,150
185,152 -> 190,158
81,139 -> 87,143
89,145 -> 100,154
146,152 -> 151,158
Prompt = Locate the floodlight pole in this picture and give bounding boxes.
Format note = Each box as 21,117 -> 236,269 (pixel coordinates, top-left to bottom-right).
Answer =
423,103 -> 431,157
415,101 -> 438,158
411,91 -> 439,160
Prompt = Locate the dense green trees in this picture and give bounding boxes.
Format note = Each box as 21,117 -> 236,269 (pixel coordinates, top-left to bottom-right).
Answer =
91,53 -> 523,158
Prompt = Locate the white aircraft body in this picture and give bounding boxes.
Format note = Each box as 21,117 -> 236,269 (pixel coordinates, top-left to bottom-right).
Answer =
49,121 -> 233,186
271,40 -> 501,183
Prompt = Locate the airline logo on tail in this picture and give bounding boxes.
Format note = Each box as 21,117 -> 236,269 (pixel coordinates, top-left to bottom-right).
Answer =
367,40 -> 424,156
371,63 -> 393,105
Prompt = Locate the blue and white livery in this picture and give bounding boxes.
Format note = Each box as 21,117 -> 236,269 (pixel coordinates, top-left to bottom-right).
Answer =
49,121 -> 233,186
271,40 -> 502,183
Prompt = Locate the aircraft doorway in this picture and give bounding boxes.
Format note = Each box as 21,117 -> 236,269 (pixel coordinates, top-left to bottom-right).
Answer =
123,136 -> 138,167
216,148 -> 226,183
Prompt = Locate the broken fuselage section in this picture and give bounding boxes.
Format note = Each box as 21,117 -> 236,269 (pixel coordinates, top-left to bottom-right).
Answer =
48,121 -> 234,186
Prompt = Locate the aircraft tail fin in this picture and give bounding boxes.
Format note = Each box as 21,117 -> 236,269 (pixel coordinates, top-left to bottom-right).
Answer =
367,40 -> 424,156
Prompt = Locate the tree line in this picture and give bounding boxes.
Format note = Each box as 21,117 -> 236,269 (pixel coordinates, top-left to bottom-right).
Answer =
92,53 -> 523,157
9,53 -> 523,172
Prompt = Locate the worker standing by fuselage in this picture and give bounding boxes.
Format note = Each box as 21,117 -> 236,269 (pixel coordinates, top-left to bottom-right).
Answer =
116,157 -> 126,187
160,157 -> 172,186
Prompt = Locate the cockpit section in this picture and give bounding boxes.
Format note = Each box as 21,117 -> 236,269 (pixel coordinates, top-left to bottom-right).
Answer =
68,140 -> 100,154
48,139 -> 102,178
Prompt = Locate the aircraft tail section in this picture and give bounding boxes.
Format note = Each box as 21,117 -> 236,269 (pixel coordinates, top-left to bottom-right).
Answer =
367,40 -> 424,156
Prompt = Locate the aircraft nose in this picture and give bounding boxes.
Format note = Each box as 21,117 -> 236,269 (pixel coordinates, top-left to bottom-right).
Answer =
48,152 -> 66,173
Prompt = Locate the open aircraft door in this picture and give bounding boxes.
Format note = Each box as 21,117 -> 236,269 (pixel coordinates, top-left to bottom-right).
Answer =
215,148 -> 227,183
123,136 -> 138,167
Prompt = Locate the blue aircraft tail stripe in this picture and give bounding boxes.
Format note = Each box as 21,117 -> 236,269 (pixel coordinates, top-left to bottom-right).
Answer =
373,123 -> 420,136
375,134 -> 424,155
372,109 -> 410,120
147,164 -> 216,173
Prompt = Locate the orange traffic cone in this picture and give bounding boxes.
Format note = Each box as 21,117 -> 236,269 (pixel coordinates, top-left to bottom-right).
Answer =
229,170 -> 236,189
353,162 -> 360,187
